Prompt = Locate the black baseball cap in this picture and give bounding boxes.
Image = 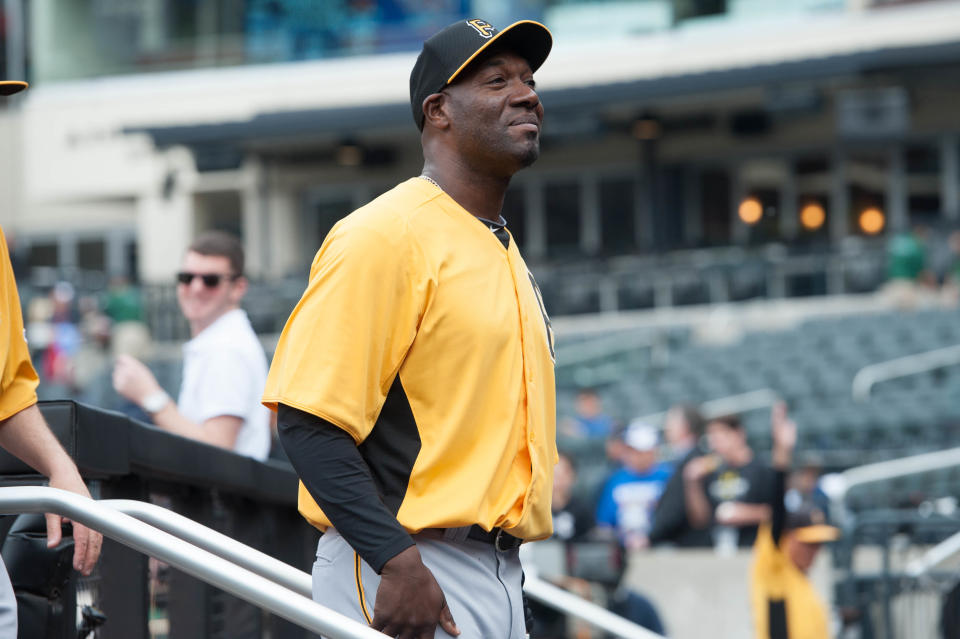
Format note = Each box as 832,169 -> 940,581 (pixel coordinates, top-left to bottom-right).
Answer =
409,18 -> 552,130
0,81 -> 27,96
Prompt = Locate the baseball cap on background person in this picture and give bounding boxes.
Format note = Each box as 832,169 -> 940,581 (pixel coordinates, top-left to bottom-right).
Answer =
0,81 -> 28,96
623,420 -> 659,452
785,507 -> 841,544
409,18 -> 553,130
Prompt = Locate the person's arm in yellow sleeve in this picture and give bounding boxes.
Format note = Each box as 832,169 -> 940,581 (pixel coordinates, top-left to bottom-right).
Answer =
0,227 -> 102,575
0,405 -> 101,574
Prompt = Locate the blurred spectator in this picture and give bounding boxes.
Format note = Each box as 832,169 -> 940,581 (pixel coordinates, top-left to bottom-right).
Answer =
41,282 -> 82,390
596,421 -> 672,550
103,275 -> 143,323
649,404 -> 713,547
103,275 -> 152,360
552,452 -> 595,543
883,225 -> 937,308
785,459 -> 831,523
940,230 -> 960,305
561,387 -> 616,439
530,451 -> 666,638
684,414 -> 776,549
751,404 -> 840,639
112,231 -> 271,460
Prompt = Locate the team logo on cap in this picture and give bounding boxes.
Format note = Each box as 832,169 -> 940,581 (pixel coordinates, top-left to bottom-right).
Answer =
467,19 -> 495,38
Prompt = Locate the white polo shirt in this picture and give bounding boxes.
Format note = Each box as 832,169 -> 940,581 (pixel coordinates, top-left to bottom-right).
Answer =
179,308 -> 271,461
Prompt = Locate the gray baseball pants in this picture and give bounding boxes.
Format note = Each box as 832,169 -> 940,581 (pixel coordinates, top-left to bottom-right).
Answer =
0,557 -> 16,638
312,528 -> 526,639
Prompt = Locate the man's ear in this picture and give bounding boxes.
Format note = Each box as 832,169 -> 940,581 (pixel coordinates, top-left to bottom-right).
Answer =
230,275 -> 249,303
422,93 -> 450,130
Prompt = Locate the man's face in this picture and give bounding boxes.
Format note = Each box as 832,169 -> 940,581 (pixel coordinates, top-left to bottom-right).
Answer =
441,50 -> 544,175
176,251 -> 245,330
576,391 -> 601,419
706,421 -> 745,463
622,447 -> 656,474
785,534 -> 822,574
553,456 -> 575,502
663,408 -> 690,446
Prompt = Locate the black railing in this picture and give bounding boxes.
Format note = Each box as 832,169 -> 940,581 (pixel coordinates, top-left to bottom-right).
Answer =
0,401 -> 317,639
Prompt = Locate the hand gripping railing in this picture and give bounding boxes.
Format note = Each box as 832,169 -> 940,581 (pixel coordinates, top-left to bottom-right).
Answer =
106,498 -> 663,639
0,486 -> 384,639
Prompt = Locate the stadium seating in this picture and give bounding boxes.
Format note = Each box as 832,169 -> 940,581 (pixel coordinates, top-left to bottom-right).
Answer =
558,307 -> 960,481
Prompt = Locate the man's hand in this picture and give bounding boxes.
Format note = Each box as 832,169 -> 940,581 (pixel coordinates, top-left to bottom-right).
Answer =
683,455 -> 717,483
46,470 -> 102,575
373,545 -> 459,638
112,354 -> 163,407
770,401 -> 797,470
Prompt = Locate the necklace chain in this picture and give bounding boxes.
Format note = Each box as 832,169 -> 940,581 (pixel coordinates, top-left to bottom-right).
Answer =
418,174 -> 442,190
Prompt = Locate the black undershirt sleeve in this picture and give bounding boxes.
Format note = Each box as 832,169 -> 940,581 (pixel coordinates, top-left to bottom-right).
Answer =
276,404 -> 415,574
770,469 -> 787,545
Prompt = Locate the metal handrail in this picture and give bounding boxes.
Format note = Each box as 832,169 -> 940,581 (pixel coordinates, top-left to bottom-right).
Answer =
851,343 -> 960,401
0,487 -> 384,639
109,497 -> 662,638
522,570 -> 665,639
555,330 -> 656,368
640,388 -> 779,425
102,499 -> 311,596
905,529 -> 960,578
826,446 -> 960,523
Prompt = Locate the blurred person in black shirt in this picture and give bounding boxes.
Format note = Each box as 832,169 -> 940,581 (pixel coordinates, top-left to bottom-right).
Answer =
529,451 -> 665,637
649,404 -> 713,547
684,414 -> 776,549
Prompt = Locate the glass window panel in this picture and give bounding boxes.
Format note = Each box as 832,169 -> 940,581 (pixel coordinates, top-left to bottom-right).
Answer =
545,180 -> 581,259
28,242 -> 58,269
700,169 -> 731,246
599,177 -> 635,254
77,239 -> 106,272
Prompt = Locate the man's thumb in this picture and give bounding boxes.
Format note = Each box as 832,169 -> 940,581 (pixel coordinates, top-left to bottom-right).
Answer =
45,513 -> 62,548
439,600 -> 460,637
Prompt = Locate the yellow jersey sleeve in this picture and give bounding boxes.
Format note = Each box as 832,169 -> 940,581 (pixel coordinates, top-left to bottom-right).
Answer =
0,226 -> 39,422
263,219 -> 430,443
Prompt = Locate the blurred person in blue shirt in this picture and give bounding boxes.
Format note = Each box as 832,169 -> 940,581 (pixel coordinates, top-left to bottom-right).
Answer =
596,421 -> 672,550
562,387 -> 616,439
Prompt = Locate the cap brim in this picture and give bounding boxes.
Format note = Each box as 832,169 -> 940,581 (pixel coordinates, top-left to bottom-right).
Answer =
792,524 -> 841,544
446,20 -> 552,86
0,81 -> 28,96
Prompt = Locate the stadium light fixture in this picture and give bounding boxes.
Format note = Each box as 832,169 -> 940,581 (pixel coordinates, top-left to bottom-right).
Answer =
800,202 -> 826,231
859,207 -> 885,235
738,196 -> 763,225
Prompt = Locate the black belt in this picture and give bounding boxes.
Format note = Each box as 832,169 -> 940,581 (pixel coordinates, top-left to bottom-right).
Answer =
466,525 -> 523,552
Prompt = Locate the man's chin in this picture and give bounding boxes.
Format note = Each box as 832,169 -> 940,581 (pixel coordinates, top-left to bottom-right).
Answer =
518,145 -> 540,168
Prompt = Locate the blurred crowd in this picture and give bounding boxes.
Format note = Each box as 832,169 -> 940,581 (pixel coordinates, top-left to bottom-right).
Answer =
534,389 -> 834,638
22,276 -> 151,404
883,225 -> 960,309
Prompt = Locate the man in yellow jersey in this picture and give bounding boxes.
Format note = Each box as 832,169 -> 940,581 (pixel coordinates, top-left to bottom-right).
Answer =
0,80 -> 102,637
752,403 -> 840,639
263,18 -> 556,639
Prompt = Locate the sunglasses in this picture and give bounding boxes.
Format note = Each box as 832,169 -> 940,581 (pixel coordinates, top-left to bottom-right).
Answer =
176,272 -> 239,288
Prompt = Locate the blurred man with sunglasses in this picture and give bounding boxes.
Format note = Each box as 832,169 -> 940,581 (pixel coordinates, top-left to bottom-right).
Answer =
112,231 -> 270,460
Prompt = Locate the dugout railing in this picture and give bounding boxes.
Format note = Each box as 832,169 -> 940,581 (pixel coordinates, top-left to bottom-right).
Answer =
0,401 -> 662,639
830,447 -> 960,639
